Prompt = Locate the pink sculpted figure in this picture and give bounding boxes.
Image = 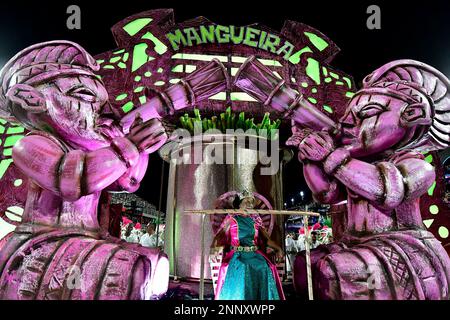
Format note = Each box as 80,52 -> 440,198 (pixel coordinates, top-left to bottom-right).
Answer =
0,41 -> 227,300
236,58 -> 450,299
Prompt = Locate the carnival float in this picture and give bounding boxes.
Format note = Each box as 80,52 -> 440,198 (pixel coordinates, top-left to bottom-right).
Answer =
0,9 -> 448,300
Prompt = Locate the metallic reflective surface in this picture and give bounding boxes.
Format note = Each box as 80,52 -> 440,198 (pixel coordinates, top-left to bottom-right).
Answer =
163,134 -> 286,279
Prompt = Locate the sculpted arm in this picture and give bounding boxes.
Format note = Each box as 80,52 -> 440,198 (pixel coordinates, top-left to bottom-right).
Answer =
105,152 -> 149,193
303,162 -> 344,204
297,131 -> 345,204
100,117 -> 167,193
323,148 -> 435,210
13,135 -> 139,201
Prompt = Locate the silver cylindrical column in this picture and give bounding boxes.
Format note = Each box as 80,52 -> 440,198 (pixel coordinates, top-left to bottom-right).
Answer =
161,134 -> 286,280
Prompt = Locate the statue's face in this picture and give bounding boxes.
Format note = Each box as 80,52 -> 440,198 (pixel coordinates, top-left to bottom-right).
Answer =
34,75 -> 110,150
339,92 -> 409,158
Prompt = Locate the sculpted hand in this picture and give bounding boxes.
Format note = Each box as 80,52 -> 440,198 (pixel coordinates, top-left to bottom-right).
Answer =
286,126 -> 312,148
298,131 -> 335,162
97,116 -> 124,140
126,115 -> 168,154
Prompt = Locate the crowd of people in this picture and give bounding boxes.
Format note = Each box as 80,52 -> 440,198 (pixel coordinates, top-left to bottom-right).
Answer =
284,222 -> 333,273
119,214 -> 332,272
120,217 -> 165,248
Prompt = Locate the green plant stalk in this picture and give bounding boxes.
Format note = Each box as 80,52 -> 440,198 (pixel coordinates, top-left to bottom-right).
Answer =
186,118 -> 194,133
179,108 -> 280,139
236,112 -> 245,129
179,116 -> 187,129
194,108 -> 201,121
245,118 -> 251,130
194,119 -> 202,133
261,113 -> 270,129
220,113 -> 227,132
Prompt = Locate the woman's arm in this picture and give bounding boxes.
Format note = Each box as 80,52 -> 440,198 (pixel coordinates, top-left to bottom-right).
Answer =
259,228 -> 282,251
259,227 -> 283,261
210,216 -> 230,252
210,220 -> 229,263
211,228 -> 226,249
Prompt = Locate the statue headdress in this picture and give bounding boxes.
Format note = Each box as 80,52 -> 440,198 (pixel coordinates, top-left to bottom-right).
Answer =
239,189 -> 255,200
0,40 -> 99,122
362,59 -> 450,152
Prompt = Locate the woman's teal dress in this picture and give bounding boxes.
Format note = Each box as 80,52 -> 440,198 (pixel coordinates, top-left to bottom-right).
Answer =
215,214 -> 285,300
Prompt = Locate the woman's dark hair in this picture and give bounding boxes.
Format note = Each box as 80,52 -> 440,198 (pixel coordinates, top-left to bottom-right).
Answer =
233,195 -> 241,209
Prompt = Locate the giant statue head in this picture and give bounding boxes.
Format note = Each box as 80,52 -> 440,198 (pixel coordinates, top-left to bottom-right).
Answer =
0,41 -> 112,151
339,60 -> 450,158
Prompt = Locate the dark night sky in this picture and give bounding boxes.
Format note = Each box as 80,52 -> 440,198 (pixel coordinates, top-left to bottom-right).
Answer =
1,0 -> 449,211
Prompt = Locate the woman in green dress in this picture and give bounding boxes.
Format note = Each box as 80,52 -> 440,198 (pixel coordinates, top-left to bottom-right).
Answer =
210,192 -> 285,300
